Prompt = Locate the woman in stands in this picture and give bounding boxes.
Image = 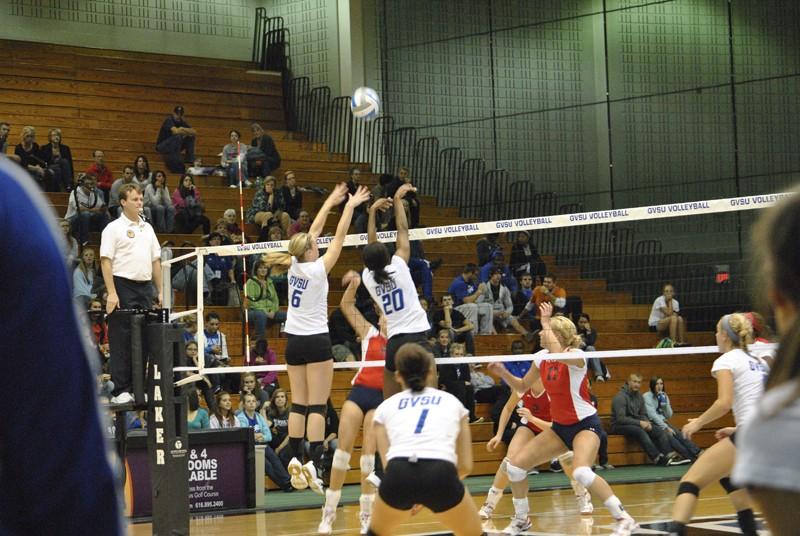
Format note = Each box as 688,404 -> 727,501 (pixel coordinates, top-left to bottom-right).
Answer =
367,343 -> 483,536
643,376 -> 702,462
40,127 -> 74,192
240,372 -> 269,413
667,313 -> 768,536
479,376 -> 593,522
144,170 -> 175,233
133,154 -> 153,185
261,183 -> 370,494
246,176 -> 291,239
318,272 -> 386,535
362,183 -> 431,398
72,247 -> 99,309
266,388 -> 291,466
221,129 -> 250,188
489,302 -> 638,536
209,391 -> 238,429
172,174 -> 210,234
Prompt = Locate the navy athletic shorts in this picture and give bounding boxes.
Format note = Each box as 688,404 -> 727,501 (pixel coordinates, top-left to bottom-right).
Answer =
346,384 -> 383,414
551,413 -> 604,450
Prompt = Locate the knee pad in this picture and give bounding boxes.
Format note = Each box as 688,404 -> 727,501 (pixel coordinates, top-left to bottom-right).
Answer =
360,454 -> 375,475
499,457 -> 510,475
677,481 -> 700,497
719,477 -> 739,494
290,403 -> 307,417
557,450 -> 574,466
332,449 -> 351,472
307,404 -> 327,417
505,462 -> 528,483
572,466 -> 596,488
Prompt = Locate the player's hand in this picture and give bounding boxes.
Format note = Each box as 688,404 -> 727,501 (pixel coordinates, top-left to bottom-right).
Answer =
517,407 -> 533,421
682,418 -> 701,440
394,183 -> 416,200
486,435 -> 502,452
370,197 -> 393,213
156,290 -> 163,308
539,302 -> 553,323
487,361 -> 506,376
346,185 -> 371,208
715,426 -> 737,440
106,293 -> 119,315
328,182 -> 349,205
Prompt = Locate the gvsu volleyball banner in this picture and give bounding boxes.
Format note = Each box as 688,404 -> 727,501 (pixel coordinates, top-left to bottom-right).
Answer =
126,429 -> 255,517
203,192 -> 793,256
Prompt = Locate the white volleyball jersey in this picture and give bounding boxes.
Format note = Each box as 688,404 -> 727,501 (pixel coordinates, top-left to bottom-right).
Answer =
362,255 -> 430,338
711,348 -> 769,426
284,257 -> 329,335
373,387 -> 467,465
749,340 -> 776,362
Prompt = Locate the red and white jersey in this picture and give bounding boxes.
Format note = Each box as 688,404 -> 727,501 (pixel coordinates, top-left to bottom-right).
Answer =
519,388 -> 551,433
534,351 -> 596,425
352,326 -> 386,391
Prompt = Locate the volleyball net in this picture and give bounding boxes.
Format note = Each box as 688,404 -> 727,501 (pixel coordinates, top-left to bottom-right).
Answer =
161,189 -> 791,379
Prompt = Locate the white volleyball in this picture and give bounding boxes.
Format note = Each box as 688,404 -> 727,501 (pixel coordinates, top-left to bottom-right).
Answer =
350,86 -> 381,121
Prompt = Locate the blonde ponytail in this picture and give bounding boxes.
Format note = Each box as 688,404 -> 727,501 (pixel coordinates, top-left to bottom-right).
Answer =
262,232 -> 314,275
721,313 -> 754,351
550,316 -> 582,349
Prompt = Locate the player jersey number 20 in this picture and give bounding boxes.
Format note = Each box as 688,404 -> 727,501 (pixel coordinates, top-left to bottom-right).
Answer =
381,288 -> 405,314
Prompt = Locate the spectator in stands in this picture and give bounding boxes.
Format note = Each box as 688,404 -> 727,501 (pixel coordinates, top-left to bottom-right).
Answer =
108,166 -> 142,218
385,166 -> 420,228
471,363 -> 504,404
329,306 -> 359,362
59,218 -> 80,267
205,232 -> 235,305
155,105 -> 196,173
267,388 -> 291,467
241,372 -> 270,412
209,391 -> 239,429
448,263 -> 493,335
511,272 -> 534,316
648,283 -> 689,346
237,392 -> 295,492
132,155 -> 153,186
88,298 -> 110,362
287,209 -> 311,237
586,381 -> 613,470
509,230 -> 545,284
172,254 -> 213,306
184,341 -> 217,411
370,173 -> 395,231
143,170 -> 175,233
248,123 -> 281,179
433,292 -> 475,355
187,390 -> 210,430
64,173 -> 109,245
40,128 -> 74,192
172,174 -> 210,234
611,373 -> 683,466
86,150 -> 114,201
73,248 -> 99,308
479,251 -> 518,292
253,338 -> 279,398
476,233 -> 502,267
433,327 -> 452,357
14,126 -> 51,189
578,313 -> 610,382
479,267 -> 529,336
222,209 -> 243,242
204,311 -> 236,392
246,260 -> 286,342
524,273 -> 567,325
643,376 -> 702,462
341,167 -> 368,232
0,122 -> 12,160
280,170 -> 303,221
221,129 -> 249,188
246,176 -> 290,238
437,339 -> 481,423
182,315 -> 197,343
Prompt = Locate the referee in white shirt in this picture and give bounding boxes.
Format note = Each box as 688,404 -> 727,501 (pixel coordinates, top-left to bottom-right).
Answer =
101,183 -> 162,405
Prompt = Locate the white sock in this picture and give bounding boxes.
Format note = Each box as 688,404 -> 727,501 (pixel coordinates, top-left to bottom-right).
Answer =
359,493 -> 375,515
570,479 -> 587,497
604,495 -> 626,518
486,486 -> 503,506
512,497 -> 529,517
325,488 -> 342,511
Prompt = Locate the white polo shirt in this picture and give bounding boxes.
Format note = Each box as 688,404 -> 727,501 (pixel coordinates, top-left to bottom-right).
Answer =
100,213 -> 160,281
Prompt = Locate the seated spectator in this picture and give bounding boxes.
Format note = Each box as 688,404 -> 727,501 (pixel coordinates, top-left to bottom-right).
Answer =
241,372 -> 269,412
578,313 -> 610,382
643,376 -> 701,462
247,123 -> 281,179
279,170 -> 303,222
246,176 -> 290,238
85,150 -> 114,202
329,307 -> 359,362
610,373 -> 683,466
186,158 -> 216,177
144,170 -> 175,233
14,126 -> 51,190
108,166 -> 142,218
448,263 -> 493,335
205,233 -> 236,305
246,260 -> 286,341
524,273 -> 567,325
340,167 -> 368,232
267,388 -> 291,467
433,328 -> 452,357
587,381 -> 613,470
221,129 -> 250,188
252,338 -> 279,397
204,311 -> 239,393
186,390 -> 210,430
222,209 -> 243,243
0,122 -> 15,162
287,209 -> 311,237
438,341 -> 481,423
418,296 -> 435,338
172,174 -> 211,234
648,283 -> 689,346
182,314 -> 198,343
476,233 -> 502,267
73,248 -> 100,308
432,293 -> 475,354
59,218 -> 80,267
172,255 -> 213,306
184,341 -> 217,411
133,154 -> 153,186
479,267 -> 529,336
471,363 -> 505,405
509,230 -> 546,284
385,166 -> 420,228
370,173 -> 395,231
209,391 -> 239,429
64,173 -> 109,245
511,272 -> 534,316
155,105 -> 196,173
87,298 -> 110,365
40,128 -> 74,192
237,392 -> 294,492
479,251 -> 518,292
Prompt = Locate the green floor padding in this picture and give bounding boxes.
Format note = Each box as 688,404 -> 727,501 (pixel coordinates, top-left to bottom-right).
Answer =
263,465 -> 690,512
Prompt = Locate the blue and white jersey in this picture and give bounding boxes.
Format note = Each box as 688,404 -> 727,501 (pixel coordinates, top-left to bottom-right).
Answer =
284,256 -> 329,335
362,255 -> 430,338
0,158 -> 122,535
373,387 -> 467,464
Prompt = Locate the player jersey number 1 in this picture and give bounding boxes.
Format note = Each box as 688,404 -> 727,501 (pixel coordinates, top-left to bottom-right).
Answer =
381,288 -> 405,314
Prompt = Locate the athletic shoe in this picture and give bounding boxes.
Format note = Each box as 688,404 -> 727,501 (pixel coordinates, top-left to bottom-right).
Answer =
611,514 -> 639,536
550,460 -> 563,472
303,461 -> 325,495
478,502 -> 495,520
577,491 -> 593,515
654,454 -> 668,466
317,506 -> 336,535
668,454 -> 691,466
358,510 -> 370,534
527,468 -> 539,475
229,184 -> 237,188
503,515 -> 532,534
288,457 -> 308,490
110,392 -> 135,405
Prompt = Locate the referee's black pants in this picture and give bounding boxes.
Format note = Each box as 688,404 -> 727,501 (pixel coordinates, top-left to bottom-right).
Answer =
108,277 -> 154,396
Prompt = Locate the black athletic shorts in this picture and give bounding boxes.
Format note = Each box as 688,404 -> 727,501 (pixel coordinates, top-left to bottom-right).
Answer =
385,331 -> 431,372
379,458 -> 464,513
284,333 -> 333,366
551,413 -> 604,450
346,384 -> 383,414
728,430 -> 737,446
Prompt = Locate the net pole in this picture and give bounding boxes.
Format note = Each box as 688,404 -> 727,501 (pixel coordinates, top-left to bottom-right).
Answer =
196,249 -> 206,376
236,141 -> 252,366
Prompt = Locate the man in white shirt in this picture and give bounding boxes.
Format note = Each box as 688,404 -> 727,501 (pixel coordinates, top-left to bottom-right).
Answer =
100,183 -> 161,405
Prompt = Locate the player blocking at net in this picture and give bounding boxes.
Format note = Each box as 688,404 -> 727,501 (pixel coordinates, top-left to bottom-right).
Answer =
260,182 -> 371,493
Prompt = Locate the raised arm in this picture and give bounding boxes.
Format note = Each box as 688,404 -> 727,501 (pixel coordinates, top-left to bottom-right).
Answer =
539,302 -> 585,367
367,197 -> 393,244
309,182 -> 349,239
322,185 -> 371,273
339,272 -> 372,340
392,183 -> 416,263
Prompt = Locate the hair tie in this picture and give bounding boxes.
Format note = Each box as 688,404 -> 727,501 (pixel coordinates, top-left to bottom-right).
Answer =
721,315 -> 740,344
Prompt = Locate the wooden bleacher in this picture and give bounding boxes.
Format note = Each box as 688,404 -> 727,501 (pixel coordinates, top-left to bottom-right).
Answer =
4,39 -> 721,491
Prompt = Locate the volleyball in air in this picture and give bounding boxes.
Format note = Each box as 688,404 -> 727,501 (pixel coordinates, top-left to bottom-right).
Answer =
350,87 -> 381,121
